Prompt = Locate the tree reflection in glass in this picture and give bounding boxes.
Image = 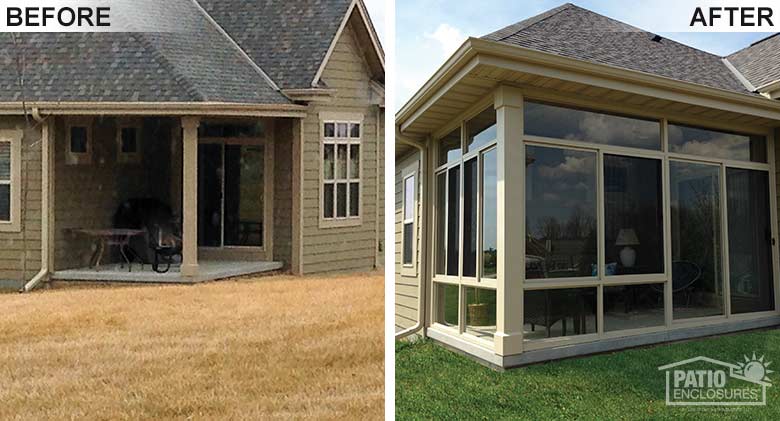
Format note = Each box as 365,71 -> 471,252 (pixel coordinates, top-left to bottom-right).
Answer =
670,161 -> 723,319
525,145 -> 597,279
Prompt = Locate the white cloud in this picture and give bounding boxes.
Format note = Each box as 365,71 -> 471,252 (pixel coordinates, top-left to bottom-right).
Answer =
424,23 -> 467,58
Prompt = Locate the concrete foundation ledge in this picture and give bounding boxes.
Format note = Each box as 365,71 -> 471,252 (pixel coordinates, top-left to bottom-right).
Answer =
0,279 -> 24,291
428,316 -> 780,370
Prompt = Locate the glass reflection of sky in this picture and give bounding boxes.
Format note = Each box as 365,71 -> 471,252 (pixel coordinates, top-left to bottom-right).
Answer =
524,101 -> 660,150
526,145 -> 597,233
668,124 -> 766,163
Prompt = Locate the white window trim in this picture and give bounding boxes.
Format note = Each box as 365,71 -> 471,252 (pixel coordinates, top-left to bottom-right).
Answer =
65,117 -> 93,165
117,118 -> 142,165
0,129 -> 22,232
319,111 -> 363,229
401,161 -> 418,276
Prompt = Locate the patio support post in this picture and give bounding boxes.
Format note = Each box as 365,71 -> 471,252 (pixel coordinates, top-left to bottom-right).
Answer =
181,117 -> 200,277
494,86 -> 524,356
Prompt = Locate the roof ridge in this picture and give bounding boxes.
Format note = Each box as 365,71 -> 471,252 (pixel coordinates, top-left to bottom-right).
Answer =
482,3 -> 573,42
189,0 -> 283,94
133,33 -> 206,101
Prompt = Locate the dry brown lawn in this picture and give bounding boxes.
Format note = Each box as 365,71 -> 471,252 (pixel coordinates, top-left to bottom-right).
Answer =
0,272 -> 384,420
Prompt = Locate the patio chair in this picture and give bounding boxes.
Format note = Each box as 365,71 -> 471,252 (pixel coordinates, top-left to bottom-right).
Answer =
651,261 -> 701,306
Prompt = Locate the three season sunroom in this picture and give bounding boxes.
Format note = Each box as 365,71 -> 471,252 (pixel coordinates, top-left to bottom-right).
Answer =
429,85 -> 779,364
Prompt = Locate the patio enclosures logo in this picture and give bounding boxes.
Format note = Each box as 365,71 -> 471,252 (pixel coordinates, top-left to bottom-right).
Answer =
0,0 -> 189,32
658,354 -> 774,406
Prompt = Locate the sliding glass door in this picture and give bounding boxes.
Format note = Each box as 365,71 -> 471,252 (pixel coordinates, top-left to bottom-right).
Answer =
198,141 -> 266,248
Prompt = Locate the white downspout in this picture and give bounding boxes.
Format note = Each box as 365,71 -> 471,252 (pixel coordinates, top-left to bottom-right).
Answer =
21,108 -> 50,292
395,132 -> 427,340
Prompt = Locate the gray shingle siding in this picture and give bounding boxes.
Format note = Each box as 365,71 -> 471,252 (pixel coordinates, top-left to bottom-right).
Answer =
728,34 -> 780,90
484,3 -> 753,95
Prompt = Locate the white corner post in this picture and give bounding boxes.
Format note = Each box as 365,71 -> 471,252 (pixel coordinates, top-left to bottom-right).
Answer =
181,116 -> 200,277
494,86 -> 524,357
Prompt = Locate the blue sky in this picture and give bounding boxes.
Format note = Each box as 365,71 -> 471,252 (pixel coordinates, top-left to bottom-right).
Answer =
396,0 -> 776,110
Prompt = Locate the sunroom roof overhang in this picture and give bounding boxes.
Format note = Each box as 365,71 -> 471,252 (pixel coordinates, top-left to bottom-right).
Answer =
397,37 -> 780,139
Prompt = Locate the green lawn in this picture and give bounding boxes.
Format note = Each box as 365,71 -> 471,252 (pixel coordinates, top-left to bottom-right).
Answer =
396,329 -> 780,420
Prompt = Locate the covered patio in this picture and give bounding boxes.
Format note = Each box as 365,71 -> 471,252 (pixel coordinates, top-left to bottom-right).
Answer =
42,110 -> 302,285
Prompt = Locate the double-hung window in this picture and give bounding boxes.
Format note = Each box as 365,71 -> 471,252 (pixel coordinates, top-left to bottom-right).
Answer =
0,129 -> 22,231
321,113 -> 362,227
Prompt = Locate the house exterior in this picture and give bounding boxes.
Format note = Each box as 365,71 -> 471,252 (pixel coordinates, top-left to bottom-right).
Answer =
395,3 -> 780,368
0,0 -> 384,291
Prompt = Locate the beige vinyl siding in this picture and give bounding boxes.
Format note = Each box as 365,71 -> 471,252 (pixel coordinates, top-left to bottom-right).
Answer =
301,23 -> 382,273
395,151 -> 422,331
273,118 -> 294,268
0,117 -> 42,283
54,117 -> 174,270
377,107 -> 385,268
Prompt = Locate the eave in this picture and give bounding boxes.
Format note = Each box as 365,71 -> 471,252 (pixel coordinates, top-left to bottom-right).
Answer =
397,37 -> 780,137
0,102 -> 308,118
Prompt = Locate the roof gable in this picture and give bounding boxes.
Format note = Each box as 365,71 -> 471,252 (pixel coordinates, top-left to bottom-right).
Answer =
483,3 -> 751,95
199,0 -> 353,89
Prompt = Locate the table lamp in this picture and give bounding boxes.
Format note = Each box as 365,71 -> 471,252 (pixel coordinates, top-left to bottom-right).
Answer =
615,228 -> 640,267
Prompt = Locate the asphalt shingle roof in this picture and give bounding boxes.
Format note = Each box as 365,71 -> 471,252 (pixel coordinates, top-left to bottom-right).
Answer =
198,0 -> 353,89
483,3 -> 753,95
727,34 -> 780,89
0,0 -> 290,103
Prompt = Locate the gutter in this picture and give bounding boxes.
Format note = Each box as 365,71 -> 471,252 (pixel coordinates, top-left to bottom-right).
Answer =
21,108 -> 50,292
0,102 -> 308,117
395,131 -> 427,340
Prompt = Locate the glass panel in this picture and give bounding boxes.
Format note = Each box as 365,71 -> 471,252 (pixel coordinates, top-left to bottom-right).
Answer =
465,287 -> 496,339
324,123 -> 335,138
524,288 -> 597,339
336,144 -> 347,179
349,145 -> 360,179
524,101 -> 661,150
0,184 -> 9,221
349,182 -> 359,217
463,158 -> 477,278
349,123 -> 360,138
70,127 -> 88,153
404,176 -> 415,220
526,146 -> 597,279
438,128 -> 461,166
668,124 -> 767,163
336,123 -> 349,138
727,168 -> 775,314
435,173 -> 446,275
604,284 -> 665,331
323,144 -> 335,180
482,149 -> 497,279
670,161 -> 724,319
403,223 -> 414,265
604,155 -> 664,275
336,183 -> 347,218
466,107 -> 496,153
446,167 -> 460,276
121,128 -> 138,153
224,145 -> 264,247
197,144 -> 223,247
435,283 -> 459,327
323,183 -> 334,219
0,141 -> 9,180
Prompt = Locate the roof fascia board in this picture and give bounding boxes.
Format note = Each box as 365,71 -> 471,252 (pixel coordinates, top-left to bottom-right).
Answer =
399,56 -> 481,133
757,79 -> 780,99
190,0 -> 283,94
397,37 -> 780,131
396,39 -> 477,123
282,88 -> 337,103
311,0 -> 385,87
0,102 -> 307,118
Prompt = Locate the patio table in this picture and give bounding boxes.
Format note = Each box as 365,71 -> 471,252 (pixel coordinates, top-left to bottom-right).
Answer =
73,228 -> 146,271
